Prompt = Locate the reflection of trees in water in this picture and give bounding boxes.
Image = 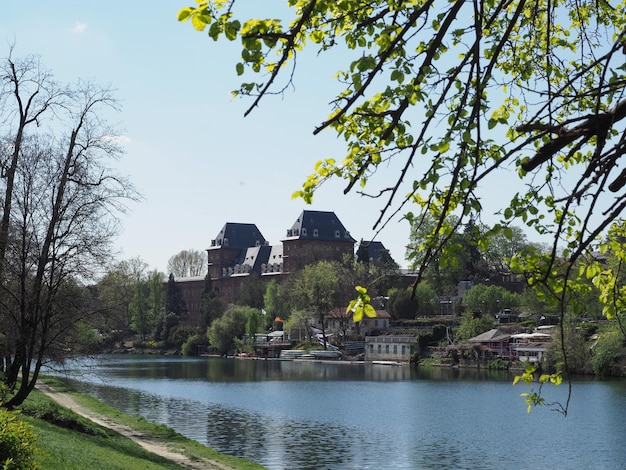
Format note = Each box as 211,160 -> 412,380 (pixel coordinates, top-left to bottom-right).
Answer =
204,403 -> 378,469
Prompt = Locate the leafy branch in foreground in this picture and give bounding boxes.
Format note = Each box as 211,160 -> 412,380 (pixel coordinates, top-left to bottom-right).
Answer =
346,286 -> 377,322
513,364 -> 565,415
178,1 -> 626,414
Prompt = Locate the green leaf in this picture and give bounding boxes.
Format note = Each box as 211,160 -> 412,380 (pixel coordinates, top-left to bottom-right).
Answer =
364,304 -> 377,318
177,8 -> 192,22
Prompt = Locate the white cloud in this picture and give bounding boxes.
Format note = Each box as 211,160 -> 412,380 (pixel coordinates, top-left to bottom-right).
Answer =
70,21 -> 87,34
102,135 -> 132,146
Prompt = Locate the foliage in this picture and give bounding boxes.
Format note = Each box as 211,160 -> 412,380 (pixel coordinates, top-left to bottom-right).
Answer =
463,284 -> 521,318
386,288 -> 418,320
207,305 -> 254,355
291,261 -> 340,346
165,273 -> 188,317
166,249 -> 207,277
593,221 -> 626,338
96,258 -> 148,335
416,323 -> 449,353
0,51 -> 137,408
199,273 -> 225,329
487,358 -> 510,371
18,395 -> 101,437
236,273 -> 266,309
0,410 -> 37,470
153,312 -> 181,344
179,0 -> 626,412
513,365 -> 564,414
129,270 -> 165,340
546,318 -> 592,375
346,286 -> 377,322
262,280 -> 292,321
181,334 -> 207,356
455,311 -> 494,343
283,310 -> 313,343
590,328 -> 625,376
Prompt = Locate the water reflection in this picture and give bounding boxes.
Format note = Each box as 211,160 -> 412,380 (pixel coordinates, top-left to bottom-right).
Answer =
51,356 -> 626,470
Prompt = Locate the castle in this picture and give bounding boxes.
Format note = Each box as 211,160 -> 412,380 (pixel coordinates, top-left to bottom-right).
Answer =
175,210 -> 395,325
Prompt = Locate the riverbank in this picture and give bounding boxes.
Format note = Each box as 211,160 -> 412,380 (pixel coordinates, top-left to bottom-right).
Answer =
26,377 -> 265,470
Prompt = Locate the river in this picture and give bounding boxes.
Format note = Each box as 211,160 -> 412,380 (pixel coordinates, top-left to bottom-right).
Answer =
47,355 -> 626,470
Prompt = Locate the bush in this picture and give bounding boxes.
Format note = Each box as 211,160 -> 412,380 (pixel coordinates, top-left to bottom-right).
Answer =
182,334 -> 207,356
591,331 -> 624,376
487,358 -> 510,370
18,398 -> 100,436
0,409 -> 37,470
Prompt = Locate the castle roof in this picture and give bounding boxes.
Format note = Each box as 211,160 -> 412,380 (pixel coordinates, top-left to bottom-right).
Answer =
209,222 -> 266,250
283,210 -> 356,243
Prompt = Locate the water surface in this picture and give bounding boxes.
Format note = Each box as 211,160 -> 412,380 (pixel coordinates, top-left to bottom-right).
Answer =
51,356 -> 626,470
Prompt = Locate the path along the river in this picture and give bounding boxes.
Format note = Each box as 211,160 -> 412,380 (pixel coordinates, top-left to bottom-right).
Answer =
36,382 -> 237,470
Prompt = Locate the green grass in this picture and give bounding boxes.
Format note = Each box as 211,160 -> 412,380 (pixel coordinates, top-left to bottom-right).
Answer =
23,414 -> 184,470
18,377 -> 266,470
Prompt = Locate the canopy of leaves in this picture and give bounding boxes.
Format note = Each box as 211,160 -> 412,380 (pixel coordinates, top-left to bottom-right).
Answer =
179,0 -> 626,301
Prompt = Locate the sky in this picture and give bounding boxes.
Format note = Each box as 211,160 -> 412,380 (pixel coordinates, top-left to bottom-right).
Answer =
0,1 -> 533,274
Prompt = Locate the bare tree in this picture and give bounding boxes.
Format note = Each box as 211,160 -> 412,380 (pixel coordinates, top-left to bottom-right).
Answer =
0,52 -> 137,408
167,249 -> 207,277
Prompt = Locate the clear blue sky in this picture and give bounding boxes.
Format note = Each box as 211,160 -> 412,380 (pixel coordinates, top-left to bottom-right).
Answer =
0,2 -> 528,274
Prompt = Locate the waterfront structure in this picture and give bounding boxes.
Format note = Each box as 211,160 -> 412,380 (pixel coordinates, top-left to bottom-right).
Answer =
466,328 -> 553,361
509,332 -> 553,362
364,335 -> 416,362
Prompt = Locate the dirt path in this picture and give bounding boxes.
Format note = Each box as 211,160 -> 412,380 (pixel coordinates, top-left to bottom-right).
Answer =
36,382 -> 236,470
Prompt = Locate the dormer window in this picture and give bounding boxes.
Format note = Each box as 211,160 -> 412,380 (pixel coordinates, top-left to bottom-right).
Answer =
335,230 -> 340,238
313,229 -> 319,237
302,228 -> 307,236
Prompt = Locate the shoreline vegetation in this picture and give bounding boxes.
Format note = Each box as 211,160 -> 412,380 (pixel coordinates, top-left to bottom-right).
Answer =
15,376 -> 266,470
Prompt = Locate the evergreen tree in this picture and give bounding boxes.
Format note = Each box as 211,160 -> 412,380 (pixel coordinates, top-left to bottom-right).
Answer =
165,273 -> 188,316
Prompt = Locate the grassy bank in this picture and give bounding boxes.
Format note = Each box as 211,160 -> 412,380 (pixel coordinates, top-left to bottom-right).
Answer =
16,377 -> 265,469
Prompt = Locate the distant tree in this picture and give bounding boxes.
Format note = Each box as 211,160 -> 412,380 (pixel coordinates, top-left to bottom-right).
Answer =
387,288 -> 418,320
165,273 -> 188,316
455,311 -> 495,343
207,305 -> 251,355
129,280 -> 150,340
199,273 -> 225,329
463,284 -> 520,319
290,261 -> 339,348
96,258 -> 147,334
154,312 -> 180,343
262,280 -> 291,323
387,284 -> 438,319
483,226 -> 529,276
413,283 -> 439,317
167,249 -> 207,277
